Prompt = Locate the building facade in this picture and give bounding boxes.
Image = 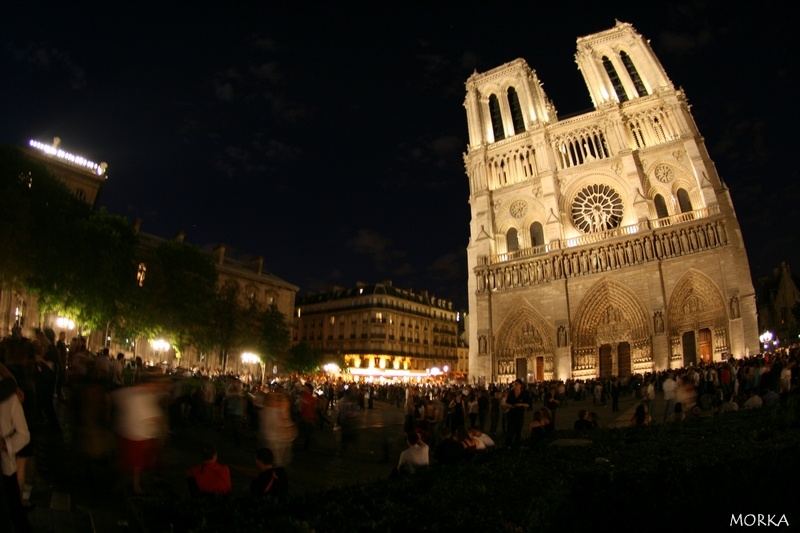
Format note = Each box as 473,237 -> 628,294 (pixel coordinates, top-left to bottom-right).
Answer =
1,139 -> 298,372
294,282 -> 459,380
465,22 -> 759,383
757,262 -> 800,344
1,138 -> 108,337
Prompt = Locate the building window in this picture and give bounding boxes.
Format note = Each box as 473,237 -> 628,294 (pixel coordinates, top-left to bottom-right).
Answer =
677,188 -> 693,213
507,87 -> 525,135
507,228 -> 519,253
488,94 -> 505,141
529,222 -> 544,247
654,194 -> 669,219
602,56 -> 628,103
620,51 -> 647,97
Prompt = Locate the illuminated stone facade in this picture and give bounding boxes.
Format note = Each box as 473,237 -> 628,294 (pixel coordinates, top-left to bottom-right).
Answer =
465,22 -> 759,383
23,138 -> 108,208
294,282 -> 459,380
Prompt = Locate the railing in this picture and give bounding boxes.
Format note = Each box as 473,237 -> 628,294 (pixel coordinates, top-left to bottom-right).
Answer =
482,205 -> 720,265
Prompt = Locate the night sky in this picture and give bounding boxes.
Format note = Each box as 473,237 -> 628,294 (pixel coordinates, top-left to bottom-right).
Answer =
2,2 -> 796,310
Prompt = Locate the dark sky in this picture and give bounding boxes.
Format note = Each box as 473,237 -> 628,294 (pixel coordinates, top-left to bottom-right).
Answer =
2,2 -> 796,309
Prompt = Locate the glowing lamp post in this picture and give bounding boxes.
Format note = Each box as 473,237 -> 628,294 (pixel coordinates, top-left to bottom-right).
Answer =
151,338 -> 171,367
759,331 -> 774,351
241,352 -> 261,383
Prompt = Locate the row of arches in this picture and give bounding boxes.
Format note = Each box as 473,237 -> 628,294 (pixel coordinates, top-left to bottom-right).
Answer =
500,187 -> 694,255
492,269 -> 730,379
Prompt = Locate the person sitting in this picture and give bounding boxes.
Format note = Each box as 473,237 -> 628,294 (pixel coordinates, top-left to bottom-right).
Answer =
187,443 -> 231,496
469,428 -> 495,449
250,447 -> 288,498
631,402 -> 651,427
573,409 -> 593,431
433,427 -> 465,466
396,431 -> 430,475
529,411 -> 547,438
669,402 -> 686,423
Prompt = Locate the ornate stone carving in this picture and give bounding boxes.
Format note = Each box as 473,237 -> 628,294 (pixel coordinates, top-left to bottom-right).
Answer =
509,200 -> 528,218
655,164 -> 674,183
571,184 -> 623,234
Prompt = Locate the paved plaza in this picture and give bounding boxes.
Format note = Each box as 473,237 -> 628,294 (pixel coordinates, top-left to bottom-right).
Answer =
23,390 -> 650,532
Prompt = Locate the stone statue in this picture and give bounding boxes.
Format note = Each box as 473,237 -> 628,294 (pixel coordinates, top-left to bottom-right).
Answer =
654,311 -> 664,334
557,325 -> 568,347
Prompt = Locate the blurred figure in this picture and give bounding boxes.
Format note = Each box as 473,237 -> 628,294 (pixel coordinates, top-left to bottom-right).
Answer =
35,329 -> 60,432
223,376 -> 245,447
258,389 -> 297,467
113,377 -> 167,494
0,370 -> 32,532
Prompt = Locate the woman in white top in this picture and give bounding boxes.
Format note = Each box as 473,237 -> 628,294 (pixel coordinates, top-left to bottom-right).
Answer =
1,370 -> 32,532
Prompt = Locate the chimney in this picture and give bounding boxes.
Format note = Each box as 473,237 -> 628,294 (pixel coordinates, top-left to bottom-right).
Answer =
132,217 -> 142,234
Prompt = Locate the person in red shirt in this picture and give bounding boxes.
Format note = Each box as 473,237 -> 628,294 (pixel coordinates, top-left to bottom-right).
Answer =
187,443 -> 231,496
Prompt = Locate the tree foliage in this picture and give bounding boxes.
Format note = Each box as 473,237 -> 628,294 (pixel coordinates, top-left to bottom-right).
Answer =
256,304 -> 291,369
1,145 -> 138,329
286,341 -> 324,374
121,240 -> 217,354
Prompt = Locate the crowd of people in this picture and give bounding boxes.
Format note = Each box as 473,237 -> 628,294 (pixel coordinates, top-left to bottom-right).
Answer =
1,322 -> 798,529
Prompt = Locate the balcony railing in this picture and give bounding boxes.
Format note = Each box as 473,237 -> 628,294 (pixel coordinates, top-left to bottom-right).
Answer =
482,205 -> 720,265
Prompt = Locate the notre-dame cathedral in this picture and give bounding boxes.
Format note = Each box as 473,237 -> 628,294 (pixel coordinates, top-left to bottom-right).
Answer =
465,21 -> 759,383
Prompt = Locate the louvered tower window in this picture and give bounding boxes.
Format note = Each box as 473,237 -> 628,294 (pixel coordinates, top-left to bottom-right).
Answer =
620,51 -> 647,97
507,87 -> 525,135
602,56 -> 628,103
489,94 -> 505,141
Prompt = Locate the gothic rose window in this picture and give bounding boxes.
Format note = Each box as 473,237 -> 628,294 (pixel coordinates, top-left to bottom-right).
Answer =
571,184 -> 623,233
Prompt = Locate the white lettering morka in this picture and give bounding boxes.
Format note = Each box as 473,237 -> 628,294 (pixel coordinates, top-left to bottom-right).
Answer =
730,514 -> 789,527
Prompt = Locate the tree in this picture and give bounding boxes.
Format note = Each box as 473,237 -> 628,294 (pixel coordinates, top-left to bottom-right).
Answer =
0,145 -> 138,331
256,304 -> 291,378
121,240 -> 217,358
286,342 -> 324,374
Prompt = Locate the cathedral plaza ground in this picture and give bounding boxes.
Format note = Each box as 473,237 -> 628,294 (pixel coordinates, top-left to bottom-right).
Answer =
25,391 -> 658,532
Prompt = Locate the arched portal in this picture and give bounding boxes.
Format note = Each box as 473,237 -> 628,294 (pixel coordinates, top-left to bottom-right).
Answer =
571,278 -> 653,378
494,302 -> 555,381
667,269 -> 729,366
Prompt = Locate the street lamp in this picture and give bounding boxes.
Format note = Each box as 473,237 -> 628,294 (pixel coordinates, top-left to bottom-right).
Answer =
151,338 -> 171,367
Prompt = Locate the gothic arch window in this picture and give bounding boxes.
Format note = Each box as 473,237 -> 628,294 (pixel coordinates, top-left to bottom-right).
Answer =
74,188 -> 86,201
507,228 -> 519,252
602,56 -> 628,103
677,188 -> 693,213
654,194 -> 669,219
507,87 -> 525,135
530,222 -> 544,247
620,51 -> 647,97
488,94 -> 505,141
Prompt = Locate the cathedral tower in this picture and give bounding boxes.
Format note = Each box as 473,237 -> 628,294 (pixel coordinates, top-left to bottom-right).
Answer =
465,21 -> 758,383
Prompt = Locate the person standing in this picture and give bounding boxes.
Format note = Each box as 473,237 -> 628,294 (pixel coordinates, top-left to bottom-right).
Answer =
503,379 -> 531,448
662,373 -> 677,423
258,389 -> 297,467
0,372 -> 32,532
545,385 -> 560,428
35,329 -> 60,432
